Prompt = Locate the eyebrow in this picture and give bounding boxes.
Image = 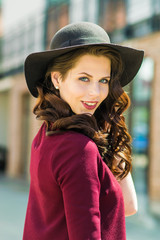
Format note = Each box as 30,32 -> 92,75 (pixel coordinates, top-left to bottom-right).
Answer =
78,72 -> 111,79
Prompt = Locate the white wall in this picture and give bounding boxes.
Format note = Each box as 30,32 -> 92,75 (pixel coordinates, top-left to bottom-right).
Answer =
1,0 -> 46,73
1,0 -> 45,33
126,0 -> 160,24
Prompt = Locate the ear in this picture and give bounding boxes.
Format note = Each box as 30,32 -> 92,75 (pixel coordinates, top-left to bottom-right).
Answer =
51,72 -> 62,89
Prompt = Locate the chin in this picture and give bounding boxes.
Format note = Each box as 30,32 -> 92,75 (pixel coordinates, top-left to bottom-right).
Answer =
82,111 -> 95,115
73,108 -> 96,115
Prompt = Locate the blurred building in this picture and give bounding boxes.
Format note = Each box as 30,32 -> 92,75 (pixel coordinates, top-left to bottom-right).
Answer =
0,0 -> 2,38
99,0 -> 160,216
0,0 -> 2,95
69,0 -> 98,23
0,0 -> 160,216
45,0 -> 69,49
0,0 -> 6,171
0,0 -> 69,178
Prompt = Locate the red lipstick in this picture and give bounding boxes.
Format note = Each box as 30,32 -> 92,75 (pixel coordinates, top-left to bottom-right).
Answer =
81,101 -> 98,110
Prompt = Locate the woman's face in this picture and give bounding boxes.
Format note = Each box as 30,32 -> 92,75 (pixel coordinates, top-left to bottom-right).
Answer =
52,54 -> 111,115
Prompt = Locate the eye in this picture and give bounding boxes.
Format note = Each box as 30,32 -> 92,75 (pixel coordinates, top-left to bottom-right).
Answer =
79,77 -> 89,82
99,79 -> 109,84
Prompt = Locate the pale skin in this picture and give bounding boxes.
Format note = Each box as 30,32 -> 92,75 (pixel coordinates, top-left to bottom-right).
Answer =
119,172 -> 138,216
51,54 -> 111,115
114,156 -> 138,216
51,54 -> 137,216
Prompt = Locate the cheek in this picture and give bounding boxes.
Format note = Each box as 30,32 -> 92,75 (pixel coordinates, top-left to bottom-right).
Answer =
60,82 -> 85,101
69,83 -> 86,97
101,86 -> 109,100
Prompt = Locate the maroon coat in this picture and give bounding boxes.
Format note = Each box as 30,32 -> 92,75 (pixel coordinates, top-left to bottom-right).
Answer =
23,123 -> 126,240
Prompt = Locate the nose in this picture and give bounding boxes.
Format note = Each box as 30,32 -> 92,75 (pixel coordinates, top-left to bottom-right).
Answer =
88,82 -> 100,98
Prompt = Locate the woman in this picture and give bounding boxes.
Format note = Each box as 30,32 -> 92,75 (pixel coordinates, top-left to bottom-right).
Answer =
23,22 -> 144,240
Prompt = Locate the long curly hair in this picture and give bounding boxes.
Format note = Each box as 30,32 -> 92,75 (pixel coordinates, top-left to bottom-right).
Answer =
33,45 -> 132,180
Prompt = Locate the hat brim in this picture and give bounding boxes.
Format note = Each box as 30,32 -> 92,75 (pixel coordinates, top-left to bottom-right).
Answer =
24,43 -> 144,97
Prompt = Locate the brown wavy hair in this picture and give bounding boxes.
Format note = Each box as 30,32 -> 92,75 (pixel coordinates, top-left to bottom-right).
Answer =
33,45 -> 132,180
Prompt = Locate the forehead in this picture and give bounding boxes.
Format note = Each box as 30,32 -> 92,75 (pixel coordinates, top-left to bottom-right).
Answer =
72,54 -> 111,74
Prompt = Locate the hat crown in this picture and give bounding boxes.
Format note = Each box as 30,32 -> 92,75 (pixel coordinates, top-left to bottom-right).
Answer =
50,22 -> 111,50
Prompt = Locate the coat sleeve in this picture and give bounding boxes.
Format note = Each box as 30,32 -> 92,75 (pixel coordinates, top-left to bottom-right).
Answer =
52,133 -> 101,240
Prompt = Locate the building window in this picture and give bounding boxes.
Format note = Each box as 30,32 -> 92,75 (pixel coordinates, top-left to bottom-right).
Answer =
126,0 -> 152,24
131,57 -> 154,155
69,0 -> 98,23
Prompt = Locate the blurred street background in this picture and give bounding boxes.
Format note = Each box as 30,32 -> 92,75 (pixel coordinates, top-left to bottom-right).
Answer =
0,0 -> 160,239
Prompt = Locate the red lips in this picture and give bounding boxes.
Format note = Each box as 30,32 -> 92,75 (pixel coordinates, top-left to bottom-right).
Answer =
81,101 -> 98,110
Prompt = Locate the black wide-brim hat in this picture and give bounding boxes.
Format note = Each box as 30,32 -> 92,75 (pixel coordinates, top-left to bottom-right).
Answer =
24,22 -> 144,97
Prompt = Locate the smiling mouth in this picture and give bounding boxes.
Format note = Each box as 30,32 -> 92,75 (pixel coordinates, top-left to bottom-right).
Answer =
81,101 -> 98,110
